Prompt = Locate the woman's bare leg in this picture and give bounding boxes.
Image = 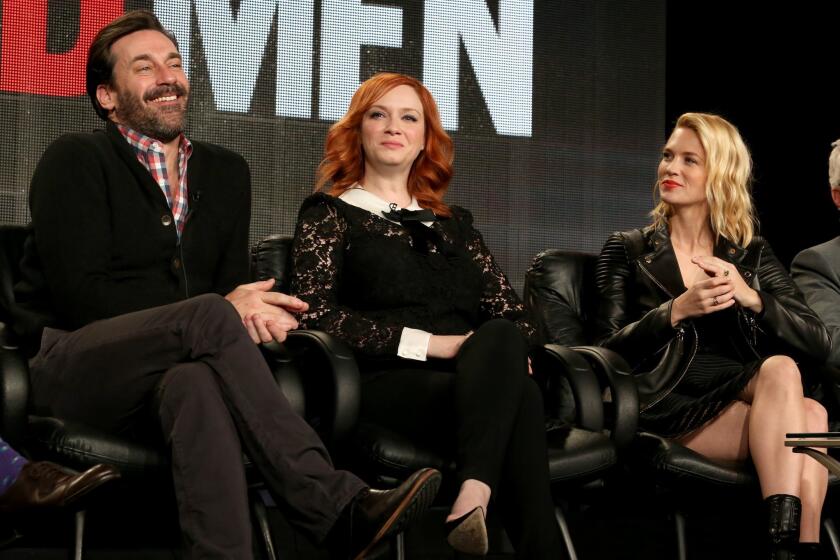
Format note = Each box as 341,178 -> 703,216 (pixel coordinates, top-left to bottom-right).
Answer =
798,398 -> 828,542
739,356 -> 807,499
679,356 -> 827,542
677,400 -> 751,462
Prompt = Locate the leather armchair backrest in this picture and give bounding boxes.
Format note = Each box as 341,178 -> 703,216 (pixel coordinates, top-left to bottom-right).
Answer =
0,225 -> 31,445
524,249 -> 599,346
250,235 -> 294,292
0,225 -> 29,325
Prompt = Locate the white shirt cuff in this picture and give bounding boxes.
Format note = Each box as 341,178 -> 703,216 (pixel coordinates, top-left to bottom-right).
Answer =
397,328 -> 432,361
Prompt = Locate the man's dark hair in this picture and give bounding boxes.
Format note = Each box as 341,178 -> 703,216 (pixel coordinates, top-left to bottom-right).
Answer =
86,10 -> 179,121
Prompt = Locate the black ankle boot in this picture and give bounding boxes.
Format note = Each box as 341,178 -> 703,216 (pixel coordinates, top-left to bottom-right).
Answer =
796,543 -> 824,560
766,494 -> 802,559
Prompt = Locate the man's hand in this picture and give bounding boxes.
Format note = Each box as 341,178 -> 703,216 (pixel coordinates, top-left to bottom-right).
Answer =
225,278 -> 309,343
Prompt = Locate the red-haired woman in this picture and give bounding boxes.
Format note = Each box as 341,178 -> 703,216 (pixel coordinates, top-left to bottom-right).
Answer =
290,73 -> 563,558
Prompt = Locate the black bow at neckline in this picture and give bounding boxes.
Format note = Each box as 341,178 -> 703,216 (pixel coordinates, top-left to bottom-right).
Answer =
382,203 -> 437,223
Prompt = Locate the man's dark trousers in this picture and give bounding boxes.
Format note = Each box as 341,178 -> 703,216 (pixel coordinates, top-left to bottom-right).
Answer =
29,293 -> 366,558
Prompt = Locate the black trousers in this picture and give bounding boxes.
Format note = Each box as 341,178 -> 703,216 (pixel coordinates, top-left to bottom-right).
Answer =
29,294 -> 366,559
360,319 -> 563,559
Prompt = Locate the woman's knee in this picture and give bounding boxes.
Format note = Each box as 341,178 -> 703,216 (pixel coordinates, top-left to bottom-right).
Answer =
457,320 -> 529,393
474,319 -> 525,344
470,319 -> 528,361
803,398 -> 829,432
755,355 -> 804,397
520,378 -> 543,408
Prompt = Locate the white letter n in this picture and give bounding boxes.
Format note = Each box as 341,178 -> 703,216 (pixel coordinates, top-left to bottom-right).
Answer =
423,0 -> 533,136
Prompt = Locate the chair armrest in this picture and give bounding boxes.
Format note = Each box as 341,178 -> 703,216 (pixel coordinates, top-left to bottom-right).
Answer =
0,323 -> 30,447
261,330 -> 360,445
532,343 -> 604,432
571,345 -> 638,450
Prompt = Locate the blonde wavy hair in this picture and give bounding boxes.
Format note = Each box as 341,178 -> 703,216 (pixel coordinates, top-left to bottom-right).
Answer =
651,113 -> 756,246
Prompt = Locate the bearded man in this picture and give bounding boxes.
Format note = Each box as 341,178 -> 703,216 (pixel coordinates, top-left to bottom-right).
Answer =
11,10 -> 439,559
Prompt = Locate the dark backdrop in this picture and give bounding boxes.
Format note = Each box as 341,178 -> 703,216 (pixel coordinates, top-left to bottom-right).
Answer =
666,1 -> 840,266
2,2 -> 834,280
0,0 -> 665,293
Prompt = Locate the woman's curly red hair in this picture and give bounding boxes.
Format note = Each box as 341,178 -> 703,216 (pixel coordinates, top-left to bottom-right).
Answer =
315,72 -> 454,216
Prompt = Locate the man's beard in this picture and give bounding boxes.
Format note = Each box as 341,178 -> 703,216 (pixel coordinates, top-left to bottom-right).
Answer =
114,83 -> 189,142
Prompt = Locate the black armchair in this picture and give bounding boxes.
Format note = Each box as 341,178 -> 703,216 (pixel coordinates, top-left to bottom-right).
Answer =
525,248 -> 840,559
347,325 -> 629,560
251,234 -> 361,448
0,225 -> 358,559
0,226 -> 178,558
257,236 -> 630,559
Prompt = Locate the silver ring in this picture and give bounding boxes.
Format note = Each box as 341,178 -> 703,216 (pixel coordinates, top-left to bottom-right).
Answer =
712,296 -> 719,305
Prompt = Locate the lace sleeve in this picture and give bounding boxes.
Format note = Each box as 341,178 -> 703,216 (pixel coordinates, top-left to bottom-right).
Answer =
290,195 -> 403,356
458,209 -> 536,343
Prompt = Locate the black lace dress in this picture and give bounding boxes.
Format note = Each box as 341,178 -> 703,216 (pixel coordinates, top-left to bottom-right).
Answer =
289,192 -> 534,366
289,193 -> 566,556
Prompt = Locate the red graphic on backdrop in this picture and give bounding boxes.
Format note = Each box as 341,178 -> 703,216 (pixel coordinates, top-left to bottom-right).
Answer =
0,0 -> 123,96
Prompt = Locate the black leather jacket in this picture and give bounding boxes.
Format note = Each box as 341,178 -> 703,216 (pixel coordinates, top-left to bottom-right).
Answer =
594,225 -> 831,411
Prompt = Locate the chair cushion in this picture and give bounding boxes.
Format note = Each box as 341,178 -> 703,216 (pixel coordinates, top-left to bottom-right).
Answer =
27,416 -> 263,484
27,416 -> 170,478
546,424 -> 616,484
351,422 -> 457,482
351,421 -> 617,491
632,431 -> 757,491
0,225 -> 28,325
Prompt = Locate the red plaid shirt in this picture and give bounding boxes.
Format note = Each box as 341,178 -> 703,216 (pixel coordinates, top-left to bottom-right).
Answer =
117,125 -> 193,237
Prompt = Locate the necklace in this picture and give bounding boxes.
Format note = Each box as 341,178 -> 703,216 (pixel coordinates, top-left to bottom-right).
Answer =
356,183 -> 412,208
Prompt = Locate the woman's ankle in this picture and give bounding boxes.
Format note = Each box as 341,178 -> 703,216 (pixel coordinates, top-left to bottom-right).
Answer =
447,479 -> 490,521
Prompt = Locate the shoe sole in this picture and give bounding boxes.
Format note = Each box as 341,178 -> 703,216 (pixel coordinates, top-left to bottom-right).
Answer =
0,464 -> 121,514
62,464 -> 122,508
353,468 -> 442,560
446,508 -> 489,556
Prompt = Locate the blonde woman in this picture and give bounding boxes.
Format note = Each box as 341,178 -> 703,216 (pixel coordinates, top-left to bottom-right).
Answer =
595,113 -> 831,558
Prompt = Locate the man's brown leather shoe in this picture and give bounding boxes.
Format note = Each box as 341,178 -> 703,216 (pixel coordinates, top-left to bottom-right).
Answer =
0,461 -> 120,513
331,467 -> 441,560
